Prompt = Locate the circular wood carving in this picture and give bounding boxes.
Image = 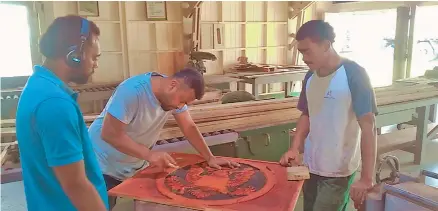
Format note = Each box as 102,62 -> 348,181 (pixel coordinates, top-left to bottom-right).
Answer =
156,160 -> 276,205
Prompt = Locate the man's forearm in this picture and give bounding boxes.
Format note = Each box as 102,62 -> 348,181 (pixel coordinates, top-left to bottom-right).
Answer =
182,125 -> 214,160
291,114 -> 310,151
103,133 -> 151,160
360,129 -> 377,181
64,180 -> 107,211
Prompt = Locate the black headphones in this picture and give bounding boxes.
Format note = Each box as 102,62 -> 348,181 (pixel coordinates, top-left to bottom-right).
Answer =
65,18 -> 90,68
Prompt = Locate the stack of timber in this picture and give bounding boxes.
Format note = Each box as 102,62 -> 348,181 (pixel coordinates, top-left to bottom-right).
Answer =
159,98 -> 301,140
374,81 -> 438,106
159,81 -> 438,140
3,81 -> 438,147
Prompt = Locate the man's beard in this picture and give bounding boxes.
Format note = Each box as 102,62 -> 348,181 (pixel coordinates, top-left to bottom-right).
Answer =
71,70 -> 93,84
160,99 -> 176,111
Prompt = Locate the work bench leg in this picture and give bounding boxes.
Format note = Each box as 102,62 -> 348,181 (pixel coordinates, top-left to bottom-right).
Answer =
253,83 -> 261,99
414,105 -> 430,165
229,81 -> 238,92
284,82 -> 289,98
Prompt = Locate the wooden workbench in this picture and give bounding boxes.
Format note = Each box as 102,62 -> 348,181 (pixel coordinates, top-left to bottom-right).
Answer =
224,69 -> 308,99
109,153 -> 304,211
3,77 -> 438,167
203,74 -> 243,92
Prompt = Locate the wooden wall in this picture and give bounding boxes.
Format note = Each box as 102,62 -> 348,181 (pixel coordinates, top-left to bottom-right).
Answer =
47,1 -> 185,83
40,1 -> 319,85
198,1 -> 288,75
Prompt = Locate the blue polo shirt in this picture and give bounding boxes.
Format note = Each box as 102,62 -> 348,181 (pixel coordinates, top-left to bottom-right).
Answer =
16,66 -> 109,211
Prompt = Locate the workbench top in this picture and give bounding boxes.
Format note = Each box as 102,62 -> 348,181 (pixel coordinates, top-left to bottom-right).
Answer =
109,153 -> 304,211
224,69 -> 308,78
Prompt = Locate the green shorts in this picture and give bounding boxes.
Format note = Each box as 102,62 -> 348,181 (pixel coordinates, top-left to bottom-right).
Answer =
303,172 -> 356,211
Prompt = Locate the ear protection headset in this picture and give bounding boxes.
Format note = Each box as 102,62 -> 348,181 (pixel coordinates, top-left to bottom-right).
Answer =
65,18 -> 90,68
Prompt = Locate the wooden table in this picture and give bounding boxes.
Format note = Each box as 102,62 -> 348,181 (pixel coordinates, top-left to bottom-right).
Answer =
109,153 -> 304,211
394,78 -> 438,124
376,96 -> 438,164
203,75 -> 243,92
226,69 -> 307,99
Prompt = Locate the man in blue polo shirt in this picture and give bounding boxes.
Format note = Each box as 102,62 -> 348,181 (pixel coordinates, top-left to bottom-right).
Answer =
16,16 -> 108,210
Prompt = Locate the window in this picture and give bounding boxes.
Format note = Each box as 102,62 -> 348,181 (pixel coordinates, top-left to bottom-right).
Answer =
410,5 -> 438,77
325,9 -> 397,87
0,3 -> 33,77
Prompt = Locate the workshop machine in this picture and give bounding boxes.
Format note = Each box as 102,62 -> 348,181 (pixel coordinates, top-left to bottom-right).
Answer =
185,47 -> 217,75
362,155 -> 438,211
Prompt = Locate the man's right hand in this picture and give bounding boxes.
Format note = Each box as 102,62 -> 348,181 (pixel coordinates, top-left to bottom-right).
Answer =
279,148 -> 300,167
145,151 -> 179,170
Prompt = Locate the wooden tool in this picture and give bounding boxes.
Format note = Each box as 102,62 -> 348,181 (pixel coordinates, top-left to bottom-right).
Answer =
287,165 -> 310,181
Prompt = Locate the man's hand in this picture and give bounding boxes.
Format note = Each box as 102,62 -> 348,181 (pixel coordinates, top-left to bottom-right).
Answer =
279,148 -> 300,167
145,151 -> 179,170
350,178 -> 373,209
207,157 -> 240,169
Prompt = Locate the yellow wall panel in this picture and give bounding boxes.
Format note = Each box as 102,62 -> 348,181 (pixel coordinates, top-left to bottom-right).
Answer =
155,23 -> 182,50
201,1 -> 219,22
128,52 -> 158,75
222,1 -> 244,22
246,2 -> 265,22
127,22 -> 156,51
125,1 -> 147,21
267,1 -> 288,22
95,22 -> 122,52
246,49 -> 265,64
92,53 -> 124,82
200,24 -> 214,49
224,24 -> 243,48
246,24 -> 265,47
267,24 -> 287,47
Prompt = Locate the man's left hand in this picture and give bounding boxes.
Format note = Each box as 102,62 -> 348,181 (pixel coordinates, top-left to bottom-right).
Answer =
350,179 -> 373,209
207,157 -> 240,169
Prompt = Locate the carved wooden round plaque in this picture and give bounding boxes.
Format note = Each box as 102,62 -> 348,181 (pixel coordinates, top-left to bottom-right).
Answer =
156,160 -> 276,205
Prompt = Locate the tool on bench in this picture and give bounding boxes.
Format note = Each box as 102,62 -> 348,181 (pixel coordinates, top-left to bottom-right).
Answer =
375,155 -> 400,185
361,155 -> 438,211
186,48 -> 217,75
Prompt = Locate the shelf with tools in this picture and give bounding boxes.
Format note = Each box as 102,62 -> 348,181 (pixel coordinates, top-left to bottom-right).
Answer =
197,1 -> 317,95
198,1 -> 289,76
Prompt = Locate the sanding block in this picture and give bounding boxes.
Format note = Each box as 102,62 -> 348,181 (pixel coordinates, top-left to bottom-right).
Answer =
287,165 -> 310,181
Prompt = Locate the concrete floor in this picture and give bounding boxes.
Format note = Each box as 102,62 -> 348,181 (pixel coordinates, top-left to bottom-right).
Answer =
2,128 -> 438,211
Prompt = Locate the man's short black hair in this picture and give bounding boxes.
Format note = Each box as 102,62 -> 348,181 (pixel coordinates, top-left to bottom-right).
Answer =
296,20 -> 335,43
39,15 -> 100,59
173,68 -> 205,100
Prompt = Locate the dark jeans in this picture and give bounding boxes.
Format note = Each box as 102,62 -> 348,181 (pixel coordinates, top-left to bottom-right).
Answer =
303,172 -> 356,211
103,174 -> 122,210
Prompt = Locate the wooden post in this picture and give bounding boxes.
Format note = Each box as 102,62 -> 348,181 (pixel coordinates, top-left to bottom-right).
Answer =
414,105 -> 430,164
392,6 -> 410,81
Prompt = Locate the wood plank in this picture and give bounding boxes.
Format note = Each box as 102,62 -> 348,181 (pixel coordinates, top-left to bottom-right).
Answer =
287,166 -> 310,181
159,108 -> 301,140
4,81 -> 438,142
1,145 -> 10,165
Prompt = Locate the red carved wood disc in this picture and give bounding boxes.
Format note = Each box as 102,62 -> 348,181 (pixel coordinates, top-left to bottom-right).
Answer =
156,160 -> 276,205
